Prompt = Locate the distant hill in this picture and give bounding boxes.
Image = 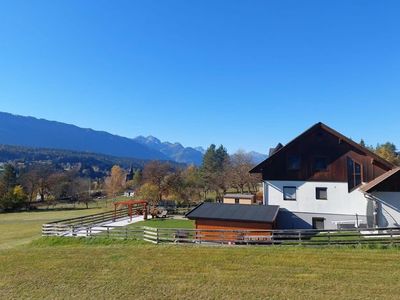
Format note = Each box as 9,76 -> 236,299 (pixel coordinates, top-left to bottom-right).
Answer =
0,112 -> 266,166
248,151 -> 268,164
0,112 -> 167,161
132,136 -> 267,165
133,136 -> 204,165
0,144 -> 150,178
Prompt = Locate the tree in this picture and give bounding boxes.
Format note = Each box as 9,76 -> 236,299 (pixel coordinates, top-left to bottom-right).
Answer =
181,165 -> 203,204
163,171 -> 185,202
132,169 -> 142,187
374,142 -> 400,166
125,169 -> 142,190
47,172 -> 72,201
73,177 -> 93,208
137,182 -> 160,217
0,185 -> 27,212
30,165 -> 54,202
0,165 -> 26,211
143,161 -> 172,202
105,165 -> 126,200
1,164 -> 17,192
229,150 -> 260,193
359,139 -> 374,151
201,144 -> 230,201
20,168 -> 40,209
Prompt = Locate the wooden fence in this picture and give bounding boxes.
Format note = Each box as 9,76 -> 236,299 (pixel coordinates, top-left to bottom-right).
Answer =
42,208 -> 131,237
42,221 -> 400,246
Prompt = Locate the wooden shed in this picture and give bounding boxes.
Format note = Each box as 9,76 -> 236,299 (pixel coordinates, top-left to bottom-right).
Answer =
223,193 -> 256,205
186,203 -> 279,242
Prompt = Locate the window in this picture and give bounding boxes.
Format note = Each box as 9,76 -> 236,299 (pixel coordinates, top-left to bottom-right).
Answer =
314,157 -> 328,171
316,187 -> 328,200
347,157 -> 362,191
312,218 -> 325,230
283,186 -> 296,201
287,155 -> 301,170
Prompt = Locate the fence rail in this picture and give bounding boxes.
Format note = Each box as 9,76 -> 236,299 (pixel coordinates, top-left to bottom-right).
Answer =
45,208 -> 130,226
42,221 -> 400,246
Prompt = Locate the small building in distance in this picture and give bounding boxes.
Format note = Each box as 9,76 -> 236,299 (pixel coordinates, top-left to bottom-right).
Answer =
123,189 -> 135,197
223,193 -> 256,205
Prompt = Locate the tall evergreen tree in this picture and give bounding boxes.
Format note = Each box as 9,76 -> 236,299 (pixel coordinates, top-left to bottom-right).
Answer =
1,164 -> 17,192
201,144 -> 230,201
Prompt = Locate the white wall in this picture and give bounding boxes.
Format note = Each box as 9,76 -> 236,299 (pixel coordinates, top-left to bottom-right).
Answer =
371,192 -> 400,227
264,180 -> 367,216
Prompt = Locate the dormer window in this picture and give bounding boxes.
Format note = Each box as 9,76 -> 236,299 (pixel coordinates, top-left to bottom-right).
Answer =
314,157 -> 328,171
287,155 -> 301,170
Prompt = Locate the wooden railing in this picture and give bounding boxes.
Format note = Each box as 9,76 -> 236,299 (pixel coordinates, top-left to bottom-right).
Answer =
42,208 -> 131,237
42,223 -> 400,246
140,227 -> 400,245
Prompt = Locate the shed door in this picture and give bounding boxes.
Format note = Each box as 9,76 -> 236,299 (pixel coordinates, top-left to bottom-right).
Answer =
312,218 -> 325,230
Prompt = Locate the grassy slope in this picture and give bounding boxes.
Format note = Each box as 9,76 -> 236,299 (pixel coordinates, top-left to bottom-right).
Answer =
1,241 -> 400,299
2,210 -> 400,299
0,208 -> 108,249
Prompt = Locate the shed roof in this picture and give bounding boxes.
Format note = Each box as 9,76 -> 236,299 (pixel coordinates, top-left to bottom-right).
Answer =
360,167 -> 400,193
224,193 -> 254,199
186,203 -> 279,223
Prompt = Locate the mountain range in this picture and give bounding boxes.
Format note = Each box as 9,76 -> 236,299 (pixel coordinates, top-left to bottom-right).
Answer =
0,112 -> 266,165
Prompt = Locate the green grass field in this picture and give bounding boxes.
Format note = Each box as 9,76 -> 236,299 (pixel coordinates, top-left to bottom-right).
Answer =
129,218 -> 195,229
0,208 -> 108,249
2,209 -> 400,299
2,238 -> 400,299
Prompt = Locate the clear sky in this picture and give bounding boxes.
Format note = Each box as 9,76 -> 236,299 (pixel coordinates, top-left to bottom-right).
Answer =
0,1 -> 399,154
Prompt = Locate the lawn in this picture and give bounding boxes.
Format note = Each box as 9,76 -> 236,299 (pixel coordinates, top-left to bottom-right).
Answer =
0,208 -> 108,249
1,239 -> 400,299
2,211 -> 400,299
129,218 -> 195,229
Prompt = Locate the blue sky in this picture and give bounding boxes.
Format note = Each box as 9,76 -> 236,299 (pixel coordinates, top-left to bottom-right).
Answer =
0,1 -> 399,153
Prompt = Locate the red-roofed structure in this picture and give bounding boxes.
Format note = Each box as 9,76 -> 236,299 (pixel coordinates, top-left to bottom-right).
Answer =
113,199 -> 148,221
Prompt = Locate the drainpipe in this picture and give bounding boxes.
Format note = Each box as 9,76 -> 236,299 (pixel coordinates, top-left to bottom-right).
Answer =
262,181 -> 265,205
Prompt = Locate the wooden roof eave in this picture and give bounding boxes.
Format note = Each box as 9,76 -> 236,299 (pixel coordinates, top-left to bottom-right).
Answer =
360,167 -> 400,193
249,122 -> 395,174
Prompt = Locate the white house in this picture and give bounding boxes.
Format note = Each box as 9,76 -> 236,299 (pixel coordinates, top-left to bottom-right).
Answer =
250,122 -> 400,230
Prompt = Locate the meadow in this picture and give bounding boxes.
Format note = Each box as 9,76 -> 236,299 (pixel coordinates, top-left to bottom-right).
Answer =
0,207 -> 109,249
2,209 -> 400,299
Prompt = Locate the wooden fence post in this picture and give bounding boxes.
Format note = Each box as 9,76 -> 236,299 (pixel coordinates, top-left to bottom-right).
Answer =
156,228 -> 159,244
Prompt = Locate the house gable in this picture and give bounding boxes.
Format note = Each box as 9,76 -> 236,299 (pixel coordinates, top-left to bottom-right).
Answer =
251,122 -> 393,183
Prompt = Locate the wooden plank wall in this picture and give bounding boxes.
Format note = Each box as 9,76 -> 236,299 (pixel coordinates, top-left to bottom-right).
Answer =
261,128 -> 390,182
